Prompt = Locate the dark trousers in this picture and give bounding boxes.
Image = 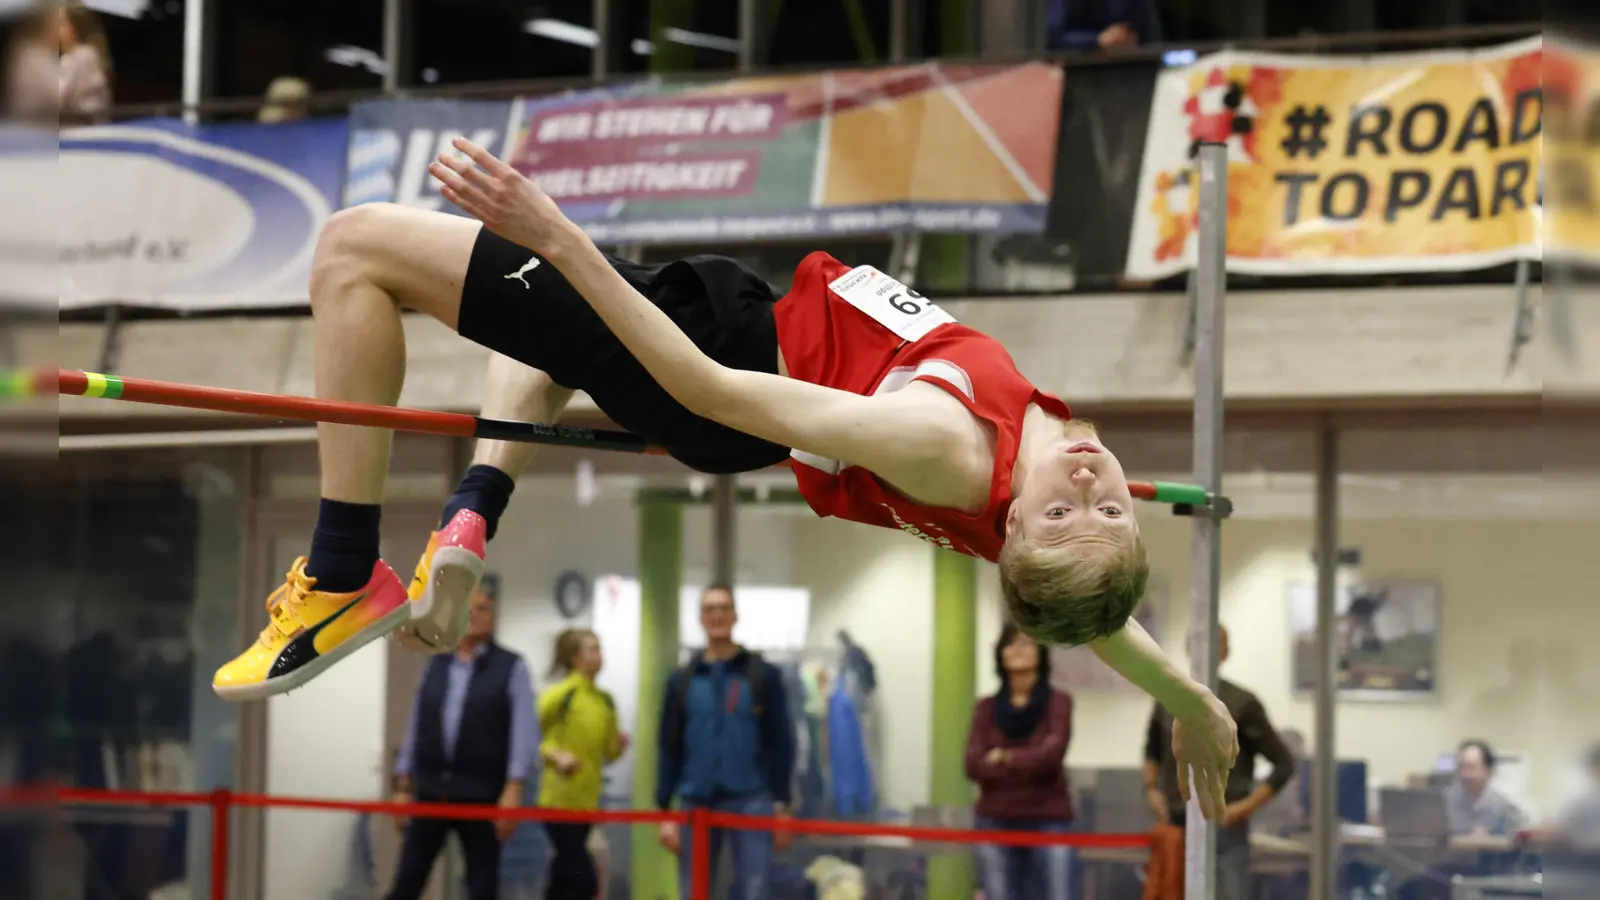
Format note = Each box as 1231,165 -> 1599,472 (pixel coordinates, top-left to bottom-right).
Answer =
543,822 -> 596,900
386,808 -> 501,900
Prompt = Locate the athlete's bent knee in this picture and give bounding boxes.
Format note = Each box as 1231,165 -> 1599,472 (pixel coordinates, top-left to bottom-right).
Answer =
310,204 -> 399,310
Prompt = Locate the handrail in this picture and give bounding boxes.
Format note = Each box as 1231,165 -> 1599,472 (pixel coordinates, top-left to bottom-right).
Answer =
102,21 -> 1539,122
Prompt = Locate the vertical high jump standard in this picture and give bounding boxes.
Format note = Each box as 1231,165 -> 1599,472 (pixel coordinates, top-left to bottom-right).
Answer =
1185,141 -> 1229,900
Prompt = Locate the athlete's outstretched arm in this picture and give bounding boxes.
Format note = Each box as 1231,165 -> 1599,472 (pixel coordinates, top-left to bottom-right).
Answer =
430,139 -> 961,472
1093,619 -> 1239,821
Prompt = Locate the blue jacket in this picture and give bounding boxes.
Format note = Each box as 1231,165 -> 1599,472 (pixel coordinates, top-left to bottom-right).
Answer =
1047,0 -> 1163,51
656,650 -> 795,810
828,685 -> 875,816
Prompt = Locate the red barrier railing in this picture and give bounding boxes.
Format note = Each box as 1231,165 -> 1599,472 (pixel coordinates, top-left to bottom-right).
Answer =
5,785 -> 1152,899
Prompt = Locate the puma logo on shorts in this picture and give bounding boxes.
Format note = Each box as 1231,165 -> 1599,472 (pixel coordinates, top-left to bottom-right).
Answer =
505,256 -> 542,288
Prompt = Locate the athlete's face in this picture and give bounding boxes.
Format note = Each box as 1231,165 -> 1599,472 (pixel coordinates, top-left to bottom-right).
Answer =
1006,423 -> 1137,548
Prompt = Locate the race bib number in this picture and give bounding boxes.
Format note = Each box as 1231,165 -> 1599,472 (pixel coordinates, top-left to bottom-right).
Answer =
828,265 -> 955,342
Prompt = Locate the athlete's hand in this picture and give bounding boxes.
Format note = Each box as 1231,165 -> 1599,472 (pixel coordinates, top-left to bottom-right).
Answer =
1171,691 -> 1239,821
429,137 -> 570,253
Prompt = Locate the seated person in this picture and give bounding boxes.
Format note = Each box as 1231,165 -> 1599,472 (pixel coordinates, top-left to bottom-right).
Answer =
1446,740 -> 1526,838
1045,0 -> 1162,52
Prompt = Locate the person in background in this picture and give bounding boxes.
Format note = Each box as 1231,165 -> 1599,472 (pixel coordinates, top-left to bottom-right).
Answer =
55,1 -> 110,123
258,75 -> 311,124
538,628 -> 628,900
1046,0 -> 1163,53
389,589 -> 536,900
656,584 -> 796,900
1446,740 -> 1526,837
1144,625 -> 1295,900
1561,744 -> 1600,841
964,623 -> 1076,900
6,0 -> 112,125
1397,740 -> 1529,900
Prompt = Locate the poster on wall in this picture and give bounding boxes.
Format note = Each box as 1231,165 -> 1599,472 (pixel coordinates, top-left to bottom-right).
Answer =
1050,582 -> 1166,693
1287,580 -> 1441,700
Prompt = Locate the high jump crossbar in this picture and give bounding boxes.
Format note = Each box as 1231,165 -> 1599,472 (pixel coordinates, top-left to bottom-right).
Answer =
27,367 -> 1232,513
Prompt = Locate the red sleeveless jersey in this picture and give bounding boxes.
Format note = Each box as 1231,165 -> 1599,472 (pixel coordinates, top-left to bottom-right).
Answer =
772,251 -> 1071,563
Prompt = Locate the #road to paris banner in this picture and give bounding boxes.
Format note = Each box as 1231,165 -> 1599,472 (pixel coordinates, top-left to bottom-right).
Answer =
53,117 -> 348,311
503,62 -> 1063,243
1124,37 -> 1542,279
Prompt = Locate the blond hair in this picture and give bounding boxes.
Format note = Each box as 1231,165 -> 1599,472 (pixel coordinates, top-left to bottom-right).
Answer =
998,529 -> 1149,646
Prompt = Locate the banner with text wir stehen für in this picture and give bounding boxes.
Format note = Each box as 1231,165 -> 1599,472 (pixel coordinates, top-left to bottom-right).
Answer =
503,62 -> 1063,243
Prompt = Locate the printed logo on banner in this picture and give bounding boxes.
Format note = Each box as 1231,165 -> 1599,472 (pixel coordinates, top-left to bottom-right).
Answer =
344,99 -> 514,213
57,120 -> 345,310
1125,37 -> 1544,278
344,126 -> 501,209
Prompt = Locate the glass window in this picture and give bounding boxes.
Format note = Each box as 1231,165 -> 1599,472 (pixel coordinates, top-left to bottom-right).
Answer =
213,0 -> 386,103
764,0 -> 894,68
607,0 -> 745,75
416,0 -> 594,86
99,3 -> 186,107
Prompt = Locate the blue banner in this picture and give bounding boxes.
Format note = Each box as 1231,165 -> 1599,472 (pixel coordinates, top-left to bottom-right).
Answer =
345,99 -> 516,216
57,117 -> 348,311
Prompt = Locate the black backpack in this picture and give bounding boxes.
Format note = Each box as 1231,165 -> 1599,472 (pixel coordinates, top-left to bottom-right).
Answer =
668,650 -> 767,750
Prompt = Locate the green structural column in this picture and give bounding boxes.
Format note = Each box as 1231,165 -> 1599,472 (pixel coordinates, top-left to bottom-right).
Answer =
632,494 -> 684,900
650,0 -> 697,73
927,548 -> 978,900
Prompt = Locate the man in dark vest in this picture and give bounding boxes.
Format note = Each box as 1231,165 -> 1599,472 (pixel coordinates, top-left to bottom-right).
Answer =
390,583 -> 536,900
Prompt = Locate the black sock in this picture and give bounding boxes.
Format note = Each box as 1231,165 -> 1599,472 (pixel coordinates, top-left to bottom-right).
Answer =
440,464 -> 516,540
305,499 -> 382,593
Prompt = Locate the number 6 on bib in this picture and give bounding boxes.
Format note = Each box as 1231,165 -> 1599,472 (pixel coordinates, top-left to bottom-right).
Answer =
828,265 -> 956,343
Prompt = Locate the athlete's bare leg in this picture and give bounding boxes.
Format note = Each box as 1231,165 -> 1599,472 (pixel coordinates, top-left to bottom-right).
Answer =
469,350 -> 576,476
214,204 -> 491,698
308,203 -> 479,504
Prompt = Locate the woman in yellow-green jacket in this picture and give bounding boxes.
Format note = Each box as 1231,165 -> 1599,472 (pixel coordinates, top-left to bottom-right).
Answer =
539,628 -> 629,900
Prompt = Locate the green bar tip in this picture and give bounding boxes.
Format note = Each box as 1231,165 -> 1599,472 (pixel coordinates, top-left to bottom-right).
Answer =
1152,481 -> 1211,506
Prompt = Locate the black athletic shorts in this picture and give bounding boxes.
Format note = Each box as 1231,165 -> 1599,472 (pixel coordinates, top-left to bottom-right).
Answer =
455,228 -> 792,474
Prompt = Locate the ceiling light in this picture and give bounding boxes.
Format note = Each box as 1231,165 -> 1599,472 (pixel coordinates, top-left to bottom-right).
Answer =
524,18 -> 599,47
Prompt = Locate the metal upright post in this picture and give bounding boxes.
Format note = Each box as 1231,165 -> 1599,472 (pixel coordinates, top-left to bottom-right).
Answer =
1311,425 -> 1341,900
1184,141 -> 1229,900
380,0 -> 403,91
737,0 -> 759,72
592,0 -> 612,79
711,475 -> 737,586
890,0 -> 909,62
181,0 -> 207,124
